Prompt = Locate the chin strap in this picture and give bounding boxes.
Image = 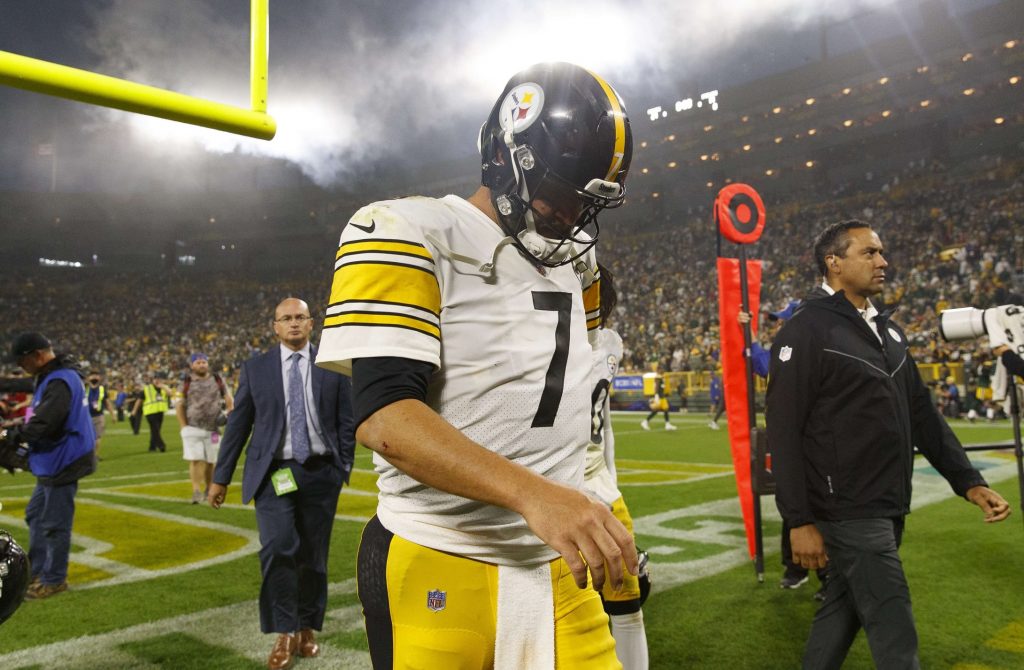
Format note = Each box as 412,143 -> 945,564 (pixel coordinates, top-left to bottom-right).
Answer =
424,233 -> 516,278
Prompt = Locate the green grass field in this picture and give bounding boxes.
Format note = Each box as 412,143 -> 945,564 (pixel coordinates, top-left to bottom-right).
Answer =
0,413 -> 1021,669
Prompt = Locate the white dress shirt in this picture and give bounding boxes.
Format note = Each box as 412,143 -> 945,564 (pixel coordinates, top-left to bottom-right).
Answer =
821,281 -> 883,344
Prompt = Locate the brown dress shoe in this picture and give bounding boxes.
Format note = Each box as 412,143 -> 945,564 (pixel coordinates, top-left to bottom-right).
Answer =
267,633 -> 298,670
296,629 -> 320,658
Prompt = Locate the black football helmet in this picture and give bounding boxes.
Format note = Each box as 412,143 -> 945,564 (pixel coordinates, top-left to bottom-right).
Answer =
479,62 -> 632,267
0,530 -> 29,626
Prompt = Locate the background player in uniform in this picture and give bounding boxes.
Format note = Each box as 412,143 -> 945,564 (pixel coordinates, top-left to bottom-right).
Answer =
317,62 -> 637,668
585,264 -> 650,670
640,372 -> 676,431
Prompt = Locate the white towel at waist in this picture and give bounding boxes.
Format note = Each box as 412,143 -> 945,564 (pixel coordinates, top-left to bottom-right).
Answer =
494,561 -> 555,670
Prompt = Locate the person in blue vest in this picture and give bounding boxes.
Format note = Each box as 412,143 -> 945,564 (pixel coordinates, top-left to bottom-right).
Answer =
2,332 -> 96,599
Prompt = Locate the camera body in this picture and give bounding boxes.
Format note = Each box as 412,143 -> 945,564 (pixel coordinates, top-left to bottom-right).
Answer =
939,304 -> 1023,352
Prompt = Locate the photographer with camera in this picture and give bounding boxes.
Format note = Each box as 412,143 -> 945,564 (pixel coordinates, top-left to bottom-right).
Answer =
1,332 -> 96,600
176,352 -> 233,504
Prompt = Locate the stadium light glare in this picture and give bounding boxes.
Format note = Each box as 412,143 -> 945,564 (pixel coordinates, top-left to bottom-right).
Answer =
772,106 -> 782,114
1004,40 -> 1017,49
742,144 -> 751,151
842,87 -> 852,95
765,169 -> 774,176
961,53 -> 973,62
703,125 -> 714,132
667,161 -> 677,168
641,167 -> 649,174
808,128 -> 817,135
916,66 -> 929,74
805,160 -> 815,168
774,136 -> 783,144
962,88 -> 975,96
994,117 -> 1005,125
882,109 -> 892,117
805,97 -> 815,105
741,115 -> 749,122
1010,76 -> 1020,85
667,134 -> 676,141
705,181 -> 713,188
652,192 -> 660,198
700,154 -> 709,161
640,141 -> 648,148
920,99 -> 931,107
878,77 -> 889,85
843,119 -> 854,127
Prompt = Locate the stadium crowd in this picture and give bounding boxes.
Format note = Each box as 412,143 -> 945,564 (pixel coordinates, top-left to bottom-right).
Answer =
1,155 -> 1020,414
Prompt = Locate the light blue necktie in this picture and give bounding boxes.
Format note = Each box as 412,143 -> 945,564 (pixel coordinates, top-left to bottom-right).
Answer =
288,352 -> 311,464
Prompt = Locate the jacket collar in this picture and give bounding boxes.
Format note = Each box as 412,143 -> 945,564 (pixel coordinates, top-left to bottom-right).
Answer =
803,287 -> 899,348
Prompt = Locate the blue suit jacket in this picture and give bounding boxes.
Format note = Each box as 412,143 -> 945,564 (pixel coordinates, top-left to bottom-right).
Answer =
213,344 -> 356,504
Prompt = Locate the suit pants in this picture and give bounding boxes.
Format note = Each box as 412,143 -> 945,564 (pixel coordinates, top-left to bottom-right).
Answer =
254,456 -> 342,634
803,517 -> 918,670
145,412 -> 165,452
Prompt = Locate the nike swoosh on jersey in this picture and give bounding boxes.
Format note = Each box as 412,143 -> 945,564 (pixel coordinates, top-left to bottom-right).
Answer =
349,219 -> 376,234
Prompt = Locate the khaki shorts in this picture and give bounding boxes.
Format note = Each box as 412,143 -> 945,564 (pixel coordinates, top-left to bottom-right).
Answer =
180,425 -> 219,463
91,415 -> 105,439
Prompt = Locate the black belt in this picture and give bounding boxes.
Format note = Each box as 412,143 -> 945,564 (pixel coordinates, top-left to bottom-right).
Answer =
271,454 -> 333,469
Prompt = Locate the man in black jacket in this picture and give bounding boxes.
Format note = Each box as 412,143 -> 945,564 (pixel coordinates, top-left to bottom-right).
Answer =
766,221 -> 1010,669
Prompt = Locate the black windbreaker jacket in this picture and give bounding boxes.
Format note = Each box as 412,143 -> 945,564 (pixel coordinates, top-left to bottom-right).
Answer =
766,288 -> 986,528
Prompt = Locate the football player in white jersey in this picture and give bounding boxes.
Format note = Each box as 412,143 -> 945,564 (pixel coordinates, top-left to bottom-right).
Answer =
317,62 -> 636,668
585,265 -> 650,670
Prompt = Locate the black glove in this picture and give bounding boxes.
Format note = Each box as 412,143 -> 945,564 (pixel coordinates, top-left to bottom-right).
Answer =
0,431 -> 29,475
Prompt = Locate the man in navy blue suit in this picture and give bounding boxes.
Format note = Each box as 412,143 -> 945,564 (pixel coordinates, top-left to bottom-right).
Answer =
209,297 -> 356,670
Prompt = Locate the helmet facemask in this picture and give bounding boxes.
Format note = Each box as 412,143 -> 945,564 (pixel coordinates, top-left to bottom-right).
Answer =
491,143 -> 626,268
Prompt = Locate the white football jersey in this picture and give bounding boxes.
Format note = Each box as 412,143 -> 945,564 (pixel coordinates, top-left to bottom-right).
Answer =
583,327 -> 623,506
316,195 -> 601,566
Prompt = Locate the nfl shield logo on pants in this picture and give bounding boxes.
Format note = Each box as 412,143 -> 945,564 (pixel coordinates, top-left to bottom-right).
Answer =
427,589 -> 446,612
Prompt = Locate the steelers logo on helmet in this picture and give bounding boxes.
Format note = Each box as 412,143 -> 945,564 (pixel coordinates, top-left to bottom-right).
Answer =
499,83 -> 545,135
480,62 -> 633,268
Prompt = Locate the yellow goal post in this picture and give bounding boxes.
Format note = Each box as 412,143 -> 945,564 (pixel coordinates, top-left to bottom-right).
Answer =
0,0 -> 276,140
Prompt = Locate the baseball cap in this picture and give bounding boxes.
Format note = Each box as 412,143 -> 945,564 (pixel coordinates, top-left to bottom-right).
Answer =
190,352 -> 208,363
768,300 -> 801,322
9,332 -> 51,362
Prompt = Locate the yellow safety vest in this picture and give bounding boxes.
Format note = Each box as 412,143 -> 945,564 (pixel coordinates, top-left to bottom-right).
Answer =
142,384 -> 169,416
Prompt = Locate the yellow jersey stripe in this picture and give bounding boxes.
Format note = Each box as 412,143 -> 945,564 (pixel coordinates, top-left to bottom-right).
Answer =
337,239 -> 433,262
323,312 -> 441,340
587,70 -> 627,182
587,316 -> 601,331
582,278 -> 601,326
329,262 -> 441,317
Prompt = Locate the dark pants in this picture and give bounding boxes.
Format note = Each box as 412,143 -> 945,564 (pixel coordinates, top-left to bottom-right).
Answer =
25,480 -> 78,586
129,410 -> 142,435
803,517 -> 918,670
145,412 -> 165,451
253,457 -> 342,634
